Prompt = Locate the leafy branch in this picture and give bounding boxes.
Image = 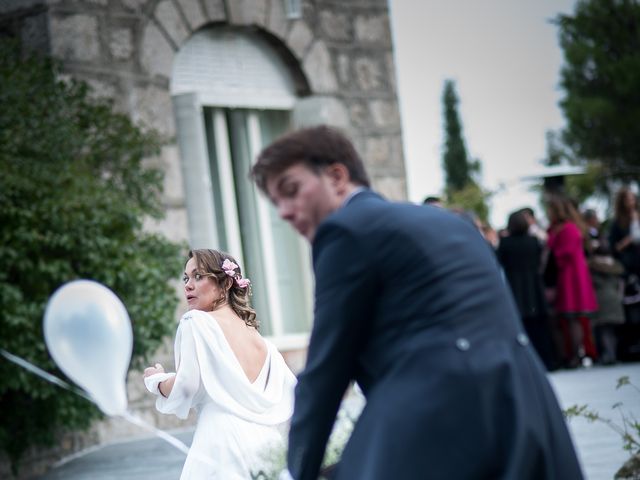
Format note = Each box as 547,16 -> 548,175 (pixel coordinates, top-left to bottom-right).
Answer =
564,376 -> 640,454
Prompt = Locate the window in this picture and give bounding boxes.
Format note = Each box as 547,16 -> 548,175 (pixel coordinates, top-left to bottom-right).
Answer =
171,28 -> 312,346
284,0 -> 302,19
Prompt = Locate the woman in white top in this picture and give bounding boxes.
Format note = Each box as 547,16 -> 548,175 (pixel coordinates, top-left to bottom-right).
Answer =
143,249 -> 297,479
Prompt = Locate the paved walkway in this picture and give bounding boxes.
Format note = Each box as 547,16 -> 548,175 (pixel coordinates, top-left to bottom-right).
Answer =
38,430 -> 194,480
548,362 -> 640,480
38,363 -> 640,480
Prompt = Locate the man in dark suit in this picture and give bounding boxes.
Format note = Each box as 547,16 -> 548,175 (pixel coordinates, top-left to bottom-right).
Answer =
251,125 -> 582,480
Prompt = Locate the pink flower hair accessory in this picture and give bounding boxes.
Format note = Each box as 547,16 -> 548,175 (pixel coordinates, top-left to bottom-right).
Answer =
222,259 -> 238,277
221,259 -> 251,289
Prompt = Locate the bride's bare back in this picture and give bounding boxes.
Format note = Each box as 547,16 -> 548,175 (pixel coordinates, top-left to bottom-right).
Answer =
207,308 -> 267,383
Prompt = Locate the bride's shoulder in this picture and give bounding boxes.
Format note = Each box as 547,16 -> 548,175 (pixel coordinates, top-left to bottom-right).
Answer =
262,337 -> 286,363
176,310 -> 223,342
181,309 -> 208,318
261,335 -> 275,350
178,309 -> 212,327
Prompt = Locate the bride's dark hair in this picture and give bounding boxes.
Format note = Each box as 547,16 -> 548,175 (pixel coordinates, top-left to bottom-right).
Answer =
188,249 -> 259,329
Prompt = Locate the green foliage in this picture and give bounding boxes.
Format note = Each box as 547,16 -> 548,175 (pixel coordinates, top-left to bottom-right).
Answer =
564,162 -> 608,204
0,39 -> 183,469
445,182 -> 491,223
442,80 -> 474,192
441,80 -> 490,221
252,388 -> 365,479
543,130 -> 574,167
555,0 -> 640,181
564,376 -> 640,455
541,129 -> 614,204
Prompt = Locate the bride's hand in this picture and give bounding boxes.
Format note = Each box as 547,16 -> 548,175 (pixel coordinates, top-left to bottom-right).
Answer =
143,363 -> 165,378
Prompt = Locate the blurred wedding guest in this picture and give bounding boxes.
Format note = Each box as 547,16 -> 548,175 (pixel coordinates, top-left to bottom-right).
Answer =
498,227 -> 510,239
481,222 -> 499,249
450,207 -> 483,232
451,208 -> 500,251
584,209 -> 625,365
583,209 -> 601,248
422,195 -> 443,208
609,187 -> 640,323
497,210 -> 557,370
546,195 -> 598,368
520,207 -> 548,244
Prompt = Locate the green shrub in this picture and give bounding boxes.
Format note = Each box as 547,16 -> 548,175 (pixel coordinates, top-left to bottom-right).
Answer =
0,39 -> 183,470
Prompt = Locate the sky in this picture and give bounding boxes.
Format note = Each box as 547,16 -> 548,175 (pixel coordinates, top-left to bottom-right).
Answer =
389,0 -> 578,227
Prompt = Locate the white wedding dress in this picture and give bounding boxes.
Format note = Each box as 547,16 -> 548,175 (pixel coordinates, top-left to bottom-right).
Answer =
144,309 -> 297,479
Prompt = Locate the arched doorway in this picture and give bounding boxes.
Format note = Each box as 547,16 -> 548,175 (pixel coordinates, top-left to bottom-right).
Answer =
171,26 -> 312,343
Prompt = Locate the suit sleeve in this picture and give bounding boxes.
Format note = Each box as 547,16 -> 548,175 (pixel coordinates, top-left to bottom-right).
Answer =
287,224 -> 376,480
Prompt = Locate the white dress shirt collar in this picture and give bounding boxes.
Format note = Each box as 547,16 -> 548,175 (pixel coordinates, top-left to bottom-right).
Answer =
342,187 -> 367,207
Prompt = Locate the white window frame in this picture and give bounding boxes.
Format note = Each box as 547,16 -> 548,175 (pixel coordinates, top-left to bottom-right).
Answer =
246,112 -> 286,337
212,110 -> 244,267
173,96 -> 311,349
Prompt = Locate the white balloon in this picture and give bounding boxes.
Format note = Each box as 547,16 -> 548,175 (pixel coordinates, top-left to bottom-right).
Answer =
44,280 -> 132,416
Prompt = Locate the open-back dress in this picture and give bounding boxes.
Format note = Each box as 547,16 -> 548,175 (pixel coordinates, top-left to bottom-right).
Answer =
145,309 -> 297,479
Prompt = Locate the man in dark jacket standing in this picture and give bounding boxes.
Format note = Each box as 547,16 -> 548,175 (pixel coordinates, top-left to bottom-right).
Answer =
251,125 -> 582,480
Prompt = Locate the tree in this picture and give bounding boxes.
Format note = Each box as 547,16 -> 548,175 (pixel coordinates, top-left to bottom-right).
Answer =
442,80 -> 476,191
0,39 -> 183,470
541,129 -> 610,204
543,130 -> 573,167
441,79 -> 489,221
555,0 -> 640,181
446,183 -> 490,223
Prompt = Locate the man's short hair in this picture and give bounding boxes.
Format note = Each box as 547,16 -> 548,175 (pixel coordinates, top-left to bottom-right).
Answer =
519,207 -> 535,217
507,210 -> 529,236
251,125 -> 371,192
583,208 -> 598,222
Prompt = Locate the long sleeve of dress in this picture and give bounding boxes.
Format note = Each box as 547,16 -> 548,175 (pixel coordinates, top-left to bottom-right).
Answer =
155,317 -> 202,419
144,372 -> 175,396
550,222 -> 582,270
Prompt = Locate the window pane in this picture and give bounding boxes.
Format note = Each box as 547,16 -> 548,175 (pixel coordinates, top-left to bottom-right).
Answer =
201,107 -> 312,337
202,108 -> 228,252
225,109 -> 274,335
259,110 -> 312,334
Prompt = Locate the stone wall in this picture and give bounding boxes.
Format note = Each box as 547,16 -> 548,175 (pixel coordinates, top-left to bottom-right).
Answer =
0,0 -> 405,476
1,0 -> 405,205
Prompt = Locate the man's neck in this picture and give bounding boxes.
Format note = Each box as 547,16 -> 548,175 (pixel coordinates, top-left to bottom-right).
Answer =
340,184 -> 366,207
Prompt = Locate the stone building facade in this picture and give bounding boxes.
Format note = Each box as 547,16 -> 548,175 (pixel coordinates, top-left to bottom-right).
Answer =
0,0 -> 405,476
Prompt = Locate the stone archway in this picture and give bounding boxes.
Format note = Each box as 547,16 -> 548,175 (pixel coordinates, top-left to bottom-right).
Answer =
140,0 -> 315,96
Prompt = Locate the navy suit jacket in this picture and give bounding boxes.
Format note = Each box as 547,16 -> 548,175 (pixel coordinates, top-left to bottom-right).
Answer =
287,191 -> 582,480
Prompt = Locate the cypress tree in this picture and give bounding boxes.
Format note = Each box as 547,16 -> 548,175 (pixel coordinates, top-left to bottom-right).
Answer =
442,80 -> 472,192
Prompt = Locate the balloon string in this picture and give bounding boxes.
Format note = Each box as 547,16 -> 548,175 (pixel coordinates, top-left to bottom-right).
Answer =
0,348 -> 218,470
119,411 -> 219,468
0,348 -> 92,401
119,411 -> 190,455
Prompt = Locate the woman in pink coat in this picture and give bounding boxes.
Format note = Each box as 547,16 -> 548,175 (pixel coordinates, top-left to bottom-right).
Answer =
546,195 -> 598,367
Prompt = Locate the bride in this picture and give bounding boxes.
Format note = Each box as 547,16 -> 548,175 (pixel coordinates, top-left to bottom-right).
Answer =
143,249 -> 297,479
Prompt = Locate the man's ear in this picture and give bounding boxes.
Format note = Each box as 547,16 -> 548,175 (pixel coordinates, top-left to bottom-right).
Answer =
325,163 -> 350,188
